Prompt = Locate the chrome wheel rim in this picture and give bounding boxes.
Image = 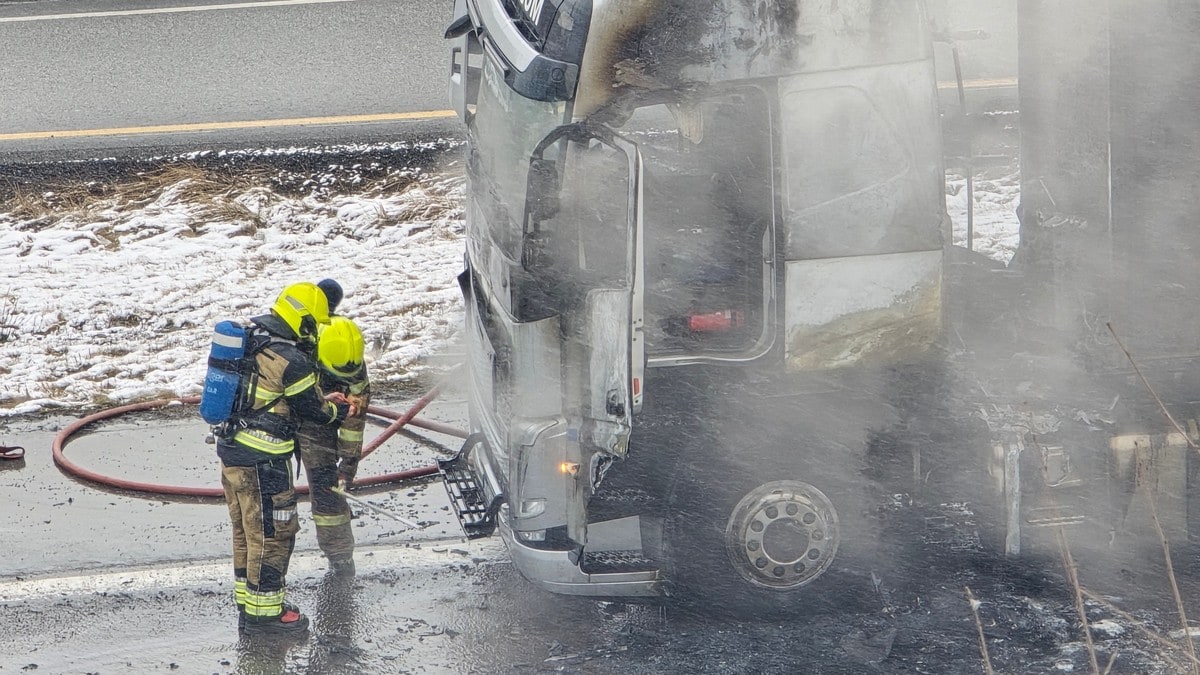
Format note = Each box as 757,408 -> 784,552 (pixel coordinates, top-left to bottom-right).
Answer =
724,480 -> 840,590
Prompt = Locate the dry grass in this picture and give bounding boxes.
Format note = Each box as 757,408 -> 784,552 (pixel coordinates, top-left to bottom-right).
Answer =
1082,588 -> 1197,672
965,586 -> 995,675
963,402 -> 1198,674
966,448 -> 1200,674
0,295 -> 15,344
0,163 -> 255,224
1,162 -> 463,235
204,198 -> 267,236
0,165 -> 274,249
1147,489 -> 1199,674
1057,525 -> 1101,674
4,183 -> 95,225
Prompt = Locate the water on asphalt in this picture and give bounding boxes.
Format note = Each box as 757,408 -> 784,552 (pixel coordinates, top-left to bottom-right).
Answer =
2,375 -> 1199,673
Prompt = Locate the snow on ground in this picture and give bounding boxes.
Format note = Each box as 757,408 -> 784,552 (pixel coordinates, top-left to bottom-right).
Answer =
947,165 -> 1021,265
0,145 -> 1020,416
1,147 -> 466,415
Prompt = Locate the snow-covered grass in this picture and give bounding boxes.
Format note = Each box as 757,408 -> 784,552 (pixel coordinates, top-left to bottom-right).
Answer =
1,148 -> 467,415
0,144 -> 1021,416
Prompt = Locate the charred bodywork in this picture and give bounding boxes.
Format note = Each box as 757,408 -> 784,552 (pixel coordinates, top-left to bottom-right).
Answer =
441,0 -> 947,598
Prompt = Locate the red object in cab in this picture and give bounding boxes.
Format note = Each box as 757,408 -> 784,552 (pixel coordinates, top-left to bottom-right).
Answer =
688,309 -> 745,332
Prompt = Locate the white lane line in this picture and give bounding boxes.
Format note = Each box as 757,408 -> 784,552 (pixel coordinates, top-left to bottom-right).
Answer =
0,0 -> 362,23
0,537 -> 508,601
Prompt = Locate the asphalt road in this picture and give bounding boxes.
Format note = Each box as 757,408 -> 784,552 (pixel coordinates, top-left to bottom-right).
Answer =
0,0 -> 459,159
0,379 -> 1194,673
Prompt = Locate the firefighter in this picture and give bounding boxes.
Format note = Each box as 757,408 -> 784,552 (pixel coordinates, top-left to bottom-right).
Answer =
219,282 -> 349,635
298,281 -> 370,576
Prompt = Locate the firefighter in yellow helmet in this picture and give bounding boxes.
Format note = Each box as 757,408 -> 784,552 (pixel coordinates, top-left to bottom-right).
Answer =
218,282 -> 349,635
298,280 -> 371,576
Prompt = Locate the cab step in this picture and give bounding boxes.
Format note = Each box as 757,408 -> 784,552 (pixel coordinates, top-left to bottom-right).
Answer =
581,550 -> 659,574
437,434 -> 499,539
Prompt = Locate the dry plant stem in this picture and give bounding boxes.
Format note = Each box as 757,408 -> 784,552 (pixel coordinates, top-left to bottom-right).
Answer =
1057,526 -> 1101,675
1106,322 -> 1199,451
1109,321 -> 1200,672
964,586 -> 995,675
1101,651 -> 1118,675
1081,588 -> 1195,671
1141,458 -> 1200,675
1026,411 -> 1100,672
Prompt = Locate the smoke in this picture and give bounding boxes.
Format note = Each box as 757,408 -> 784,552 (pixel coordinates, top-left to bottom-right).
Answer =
480,0 -> 1200,605
968,0 -> 1200,583
606,0 -> 1200,595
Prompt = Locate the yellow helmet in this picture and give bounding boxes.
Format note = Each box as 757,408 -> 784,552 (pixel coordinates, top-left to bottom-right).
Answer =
272,282 -> 331,343
318,316 -> 365,377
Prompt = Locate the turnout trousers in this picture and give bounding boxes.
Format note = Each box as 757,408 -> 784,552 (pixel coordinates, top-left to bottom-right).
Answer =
298,427 -> 354,563
221,457 -> 299,619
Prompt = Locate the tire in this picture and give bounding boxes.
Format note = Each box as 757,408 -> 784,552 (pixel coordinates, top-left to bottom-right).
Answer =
643,367 -> 916,617
663,442 -> 889,618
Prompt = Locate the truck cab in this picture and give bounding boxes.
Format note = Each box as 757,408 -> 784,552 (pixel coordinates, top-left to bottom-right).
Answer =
441,0 -> 948,600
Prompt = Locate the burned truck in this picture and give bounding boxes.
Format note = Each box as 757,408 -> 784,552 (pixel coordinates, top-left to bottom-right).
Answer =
951,0 -> 1200,564
439,0 -> 950,603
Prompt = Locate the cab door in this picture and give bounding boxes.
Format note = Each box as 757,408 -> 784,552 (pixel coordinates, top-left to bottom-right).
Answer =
522,123 -> 645,460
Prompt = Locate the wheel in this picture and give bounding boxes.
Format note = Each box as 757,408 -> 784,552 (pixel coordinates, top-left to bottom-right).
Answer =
644,367 -> 909,617
722,480 -> 840,591
663,447 -> 889,618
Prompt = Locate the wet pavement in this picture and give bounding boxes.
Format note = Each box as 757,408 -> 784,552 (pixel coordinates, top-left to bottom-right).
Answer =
0,381 -> 472,580
3,375 -> 1200,673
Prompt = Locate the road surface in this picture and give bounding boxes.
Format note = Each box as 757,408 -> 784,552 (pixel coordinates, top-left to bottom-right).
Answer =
0,0 -> 459,159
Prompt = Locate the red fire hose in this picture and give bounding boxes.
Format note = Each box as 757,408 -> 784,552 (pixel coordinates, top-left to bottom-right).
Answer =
52,392 -> 466,498
361,384 -> 443,459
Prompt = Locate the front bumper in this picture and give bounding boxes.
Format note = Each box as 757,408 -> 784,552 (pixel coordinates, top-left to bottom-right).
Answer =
496,508 -> 664,598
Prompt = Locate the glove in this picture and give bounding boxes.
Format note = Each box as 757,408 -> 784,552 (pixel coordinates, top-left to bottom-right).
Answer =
346,394 -> 367,418
325,392 -> 357,418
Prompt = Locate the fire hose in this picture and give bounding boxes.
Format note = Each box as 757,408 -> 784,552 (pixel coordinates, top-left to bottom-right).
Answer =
52,391 -> 467,499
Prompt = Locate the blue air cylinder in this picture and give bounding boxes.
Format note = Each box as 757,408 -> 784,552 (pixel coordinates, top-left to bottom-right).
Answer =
199,321 -> 247,425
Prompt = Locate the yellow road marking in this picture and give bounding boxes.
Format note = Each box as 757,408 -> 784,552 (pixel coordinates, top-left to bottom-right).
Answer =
937,76 -> 1018,91
1,78 -> 1015,143
0,110 -> 458,142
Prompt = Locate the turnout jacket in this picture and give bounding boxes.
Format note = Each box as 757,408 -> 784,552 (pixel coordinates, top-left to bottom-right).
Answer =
217,314 -> 348,467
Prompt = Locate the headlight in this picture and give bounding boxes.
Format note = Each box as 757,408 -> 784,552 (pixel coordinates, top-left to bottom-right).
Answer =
517,529 -> 546,542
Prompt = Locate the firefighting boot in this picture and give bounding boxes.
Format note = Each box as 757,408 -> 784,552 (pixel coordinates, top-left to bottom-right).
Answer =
242,603 -> 310,635
329,556 -> 355,577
